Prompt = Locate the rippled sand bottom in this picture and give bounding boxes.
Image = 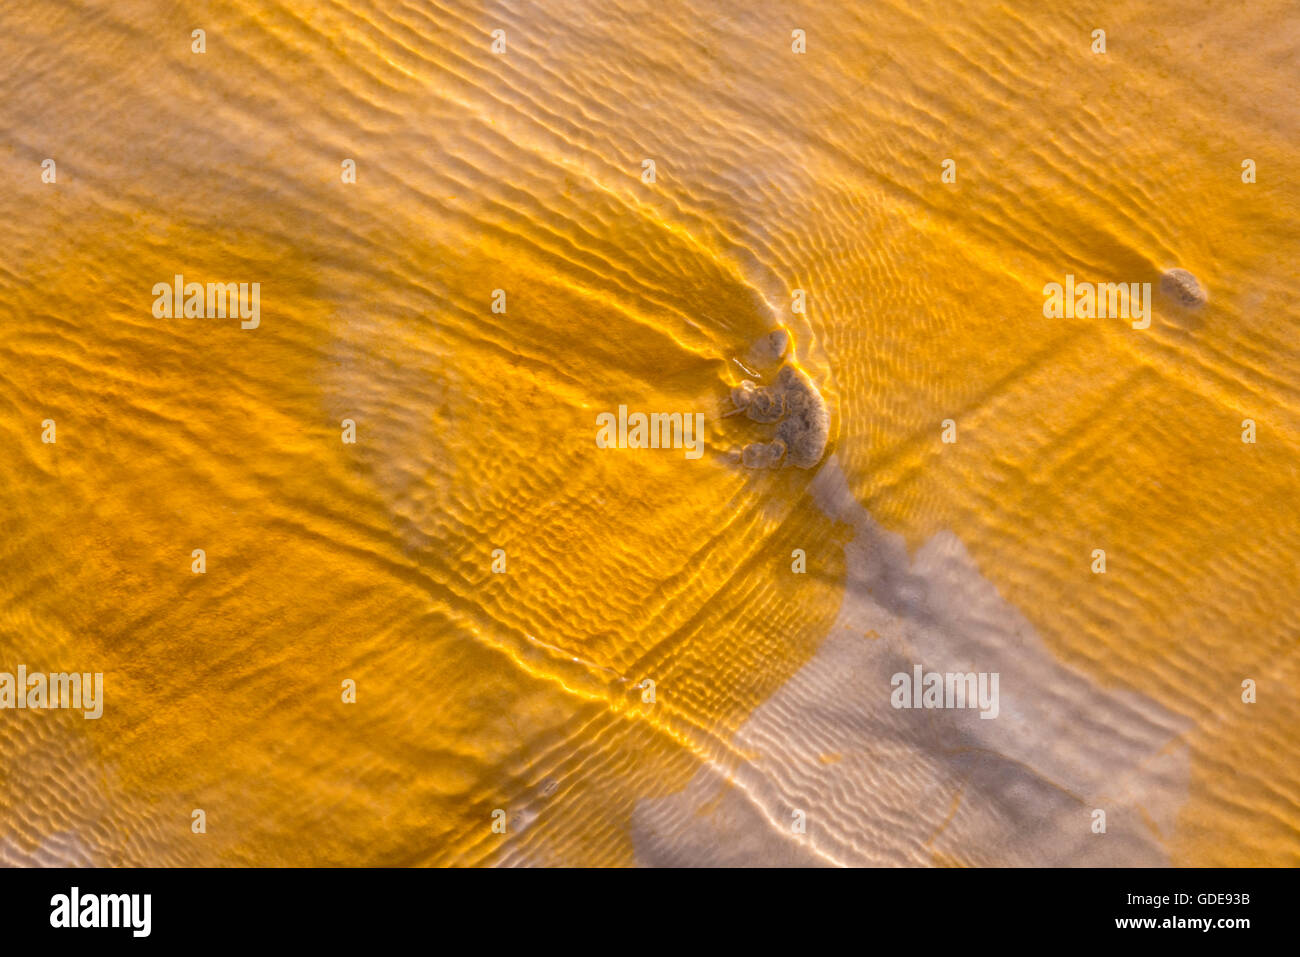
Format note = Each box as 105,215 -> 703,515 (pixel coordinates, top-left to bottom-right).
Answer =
1,0 -> 1298,866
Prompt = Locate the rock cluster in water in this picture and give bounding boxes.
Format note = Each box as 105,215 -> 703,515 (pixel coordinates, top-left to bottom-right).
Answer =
727,328 -> 829,469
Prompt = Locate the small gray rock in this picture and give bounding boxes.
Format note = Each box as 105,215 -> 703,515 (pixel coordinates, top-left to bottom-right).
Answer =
1160,268 -> 1207,308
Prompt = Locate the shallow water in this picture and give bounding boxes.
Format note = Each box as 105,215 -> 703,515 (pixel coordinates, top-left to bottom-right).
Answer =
1,0 -> 1297,866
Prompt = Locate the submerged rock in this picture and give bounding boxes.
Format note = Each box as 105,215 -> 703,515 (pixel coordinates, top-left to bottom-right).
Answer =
745,328 -> 791,370
729,367 -> 828,470
770,364 -> 830,469
1160,268 -> 1207,308
730,379 -> 785,423
742,439 -> 787,468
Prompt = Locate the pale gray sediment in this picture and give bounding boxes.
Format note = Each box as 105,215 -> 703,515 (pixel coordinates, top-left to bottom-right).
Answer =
631,456 -> 1191,867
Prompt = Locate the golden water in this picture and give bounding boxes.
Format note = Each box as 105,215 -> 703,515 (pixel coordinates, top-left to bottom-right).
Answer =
1,0 -> 1297,866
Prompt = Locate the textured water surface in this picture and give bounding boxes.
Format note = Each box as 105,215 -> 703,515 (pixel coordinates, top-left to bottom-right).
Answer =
1,0 -> 1297,866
